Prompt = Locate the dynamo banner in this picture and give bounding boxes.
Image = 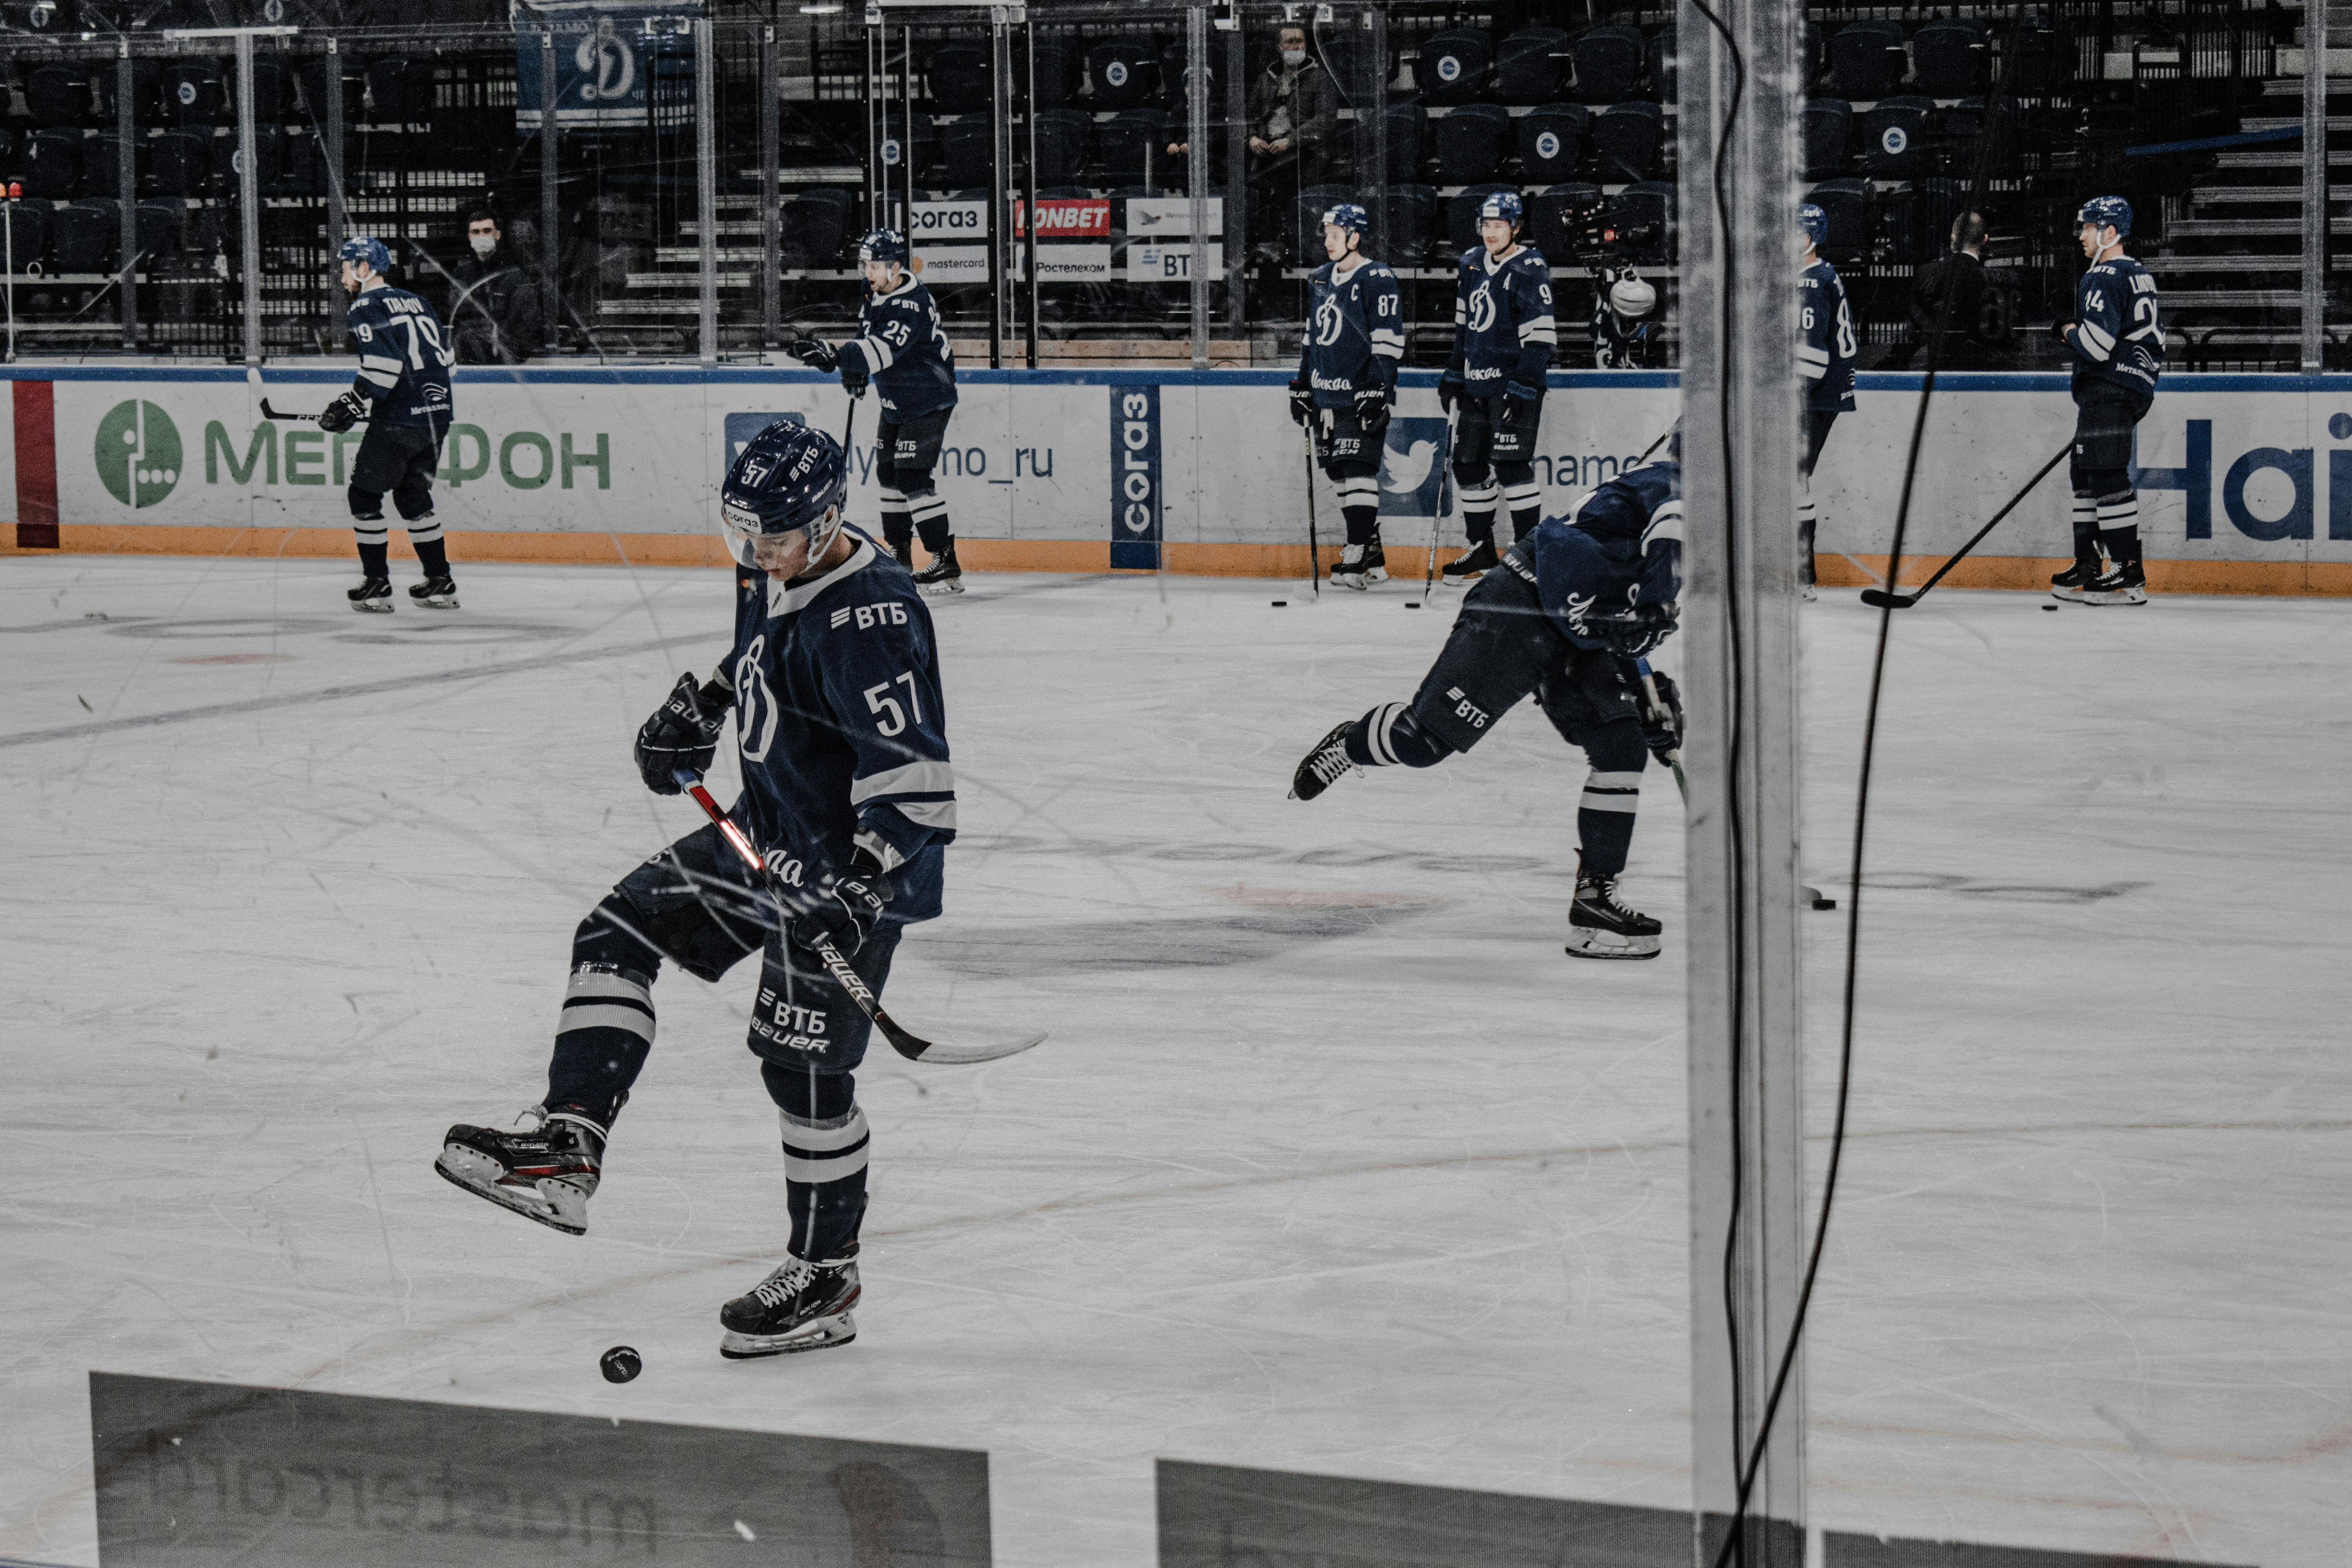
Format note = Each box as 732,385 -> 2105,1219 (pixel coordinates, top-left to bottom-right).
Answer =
514,0 -> 703,132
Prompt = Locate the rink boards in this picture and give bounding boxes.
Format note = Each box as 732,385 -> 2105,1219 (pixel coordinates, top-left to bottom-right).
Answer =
3,364 -> 2350,594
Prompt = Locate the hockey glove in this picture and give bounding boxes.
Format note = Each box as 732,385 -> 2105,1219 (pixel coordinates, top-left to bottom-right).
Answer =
1438,373 -> 1464,415
634,670 -> 736,796
786,851 -> 890,957
317,391 -> 368,435
1352,385 -> 1392,446
788,336 -> 840,373
1288,378 -> 1314,428
1585,601 -> 1679,658
1635,668 -> 1683,766
2050,318 -> 2074,346
840,361 -> 870,398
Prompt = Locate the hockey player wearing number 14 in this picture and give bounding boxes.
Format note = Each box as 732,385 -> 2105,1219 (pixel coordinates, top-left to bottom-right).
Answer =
2051,196 -> 2163,607
1289,203 -> 1404,590
434,420 -> 957,1360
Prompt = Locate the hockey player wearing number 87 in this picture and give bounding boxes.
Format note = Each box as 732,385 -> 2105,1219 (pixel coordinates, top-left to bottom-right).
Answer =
2052,197 -> 2163,606
327,237 -> 458,613
1291,455 -> 1686,958
434,419 -> 957,1360
1290,204 -> 1404,590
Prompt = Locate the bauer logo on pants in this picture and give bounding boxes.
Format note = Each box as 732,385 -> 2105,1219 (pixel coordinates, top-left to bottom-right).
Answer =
1109,384 -> 1160,569
1378,416 -> 1451,521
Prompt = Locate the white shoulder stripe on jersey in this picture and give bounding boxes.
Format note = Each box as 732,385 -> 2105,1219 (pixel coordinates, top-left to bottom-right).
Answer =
854,334 -> 897,371
359,354 -> 403,372
887,797 -> 957,830
850,758 -> 956,805
2076,319 -> 2116,359
766,539 -> 877,619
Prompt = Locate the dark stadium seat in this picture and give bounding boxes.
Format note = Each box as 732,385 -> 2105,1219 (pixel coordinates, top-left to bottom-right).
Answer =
1592,100 -> 1664,183
782,188 -> 852,267
97,60 -> 162,125
942,119 -> 993,189
1859,95 -> 1932,177
1494,27 -> 1567,105
1912,19 -> 1988,98
82,131 -> 145,199
1087,42 -> 1155,110
26,64 -> 92,128
1027,35 -> 1079,109
161,59 -> 224,125
1,199 -> 53,272
1648,30 -> 1677,103
296,58 -> 362,123
1519,103 -> 1589,184
1444,181 -> 1518,254
1802,21 -> 1824,87
132,197 -> 185,263
1801,98 -> 1853,179
1434,101 -> 1511,184
1097,109 -> 1173,187
1383,182 -> 1440,262
365,57 -> 432,126
211,123 -> 285,193
1607,180 -> 1673,263
1804,177 -> 1872,264
24,129 -> 84,201
883,111 -> 935,186
1158,40 -> 1215,109
53,198 -> 121,274
151,128 -> 213,198
1416,29 -> 1493,106
1570,26 -> 1645,106
1529,182 -> 1604,263
2005,24 -> 2073,95
1031,108 -> 1093,188
278,128 -> 326,195
244,57 -> 291,122
928,45 -> 991,114
1828,21 -> 1906,101
1380,103 -> 1427,182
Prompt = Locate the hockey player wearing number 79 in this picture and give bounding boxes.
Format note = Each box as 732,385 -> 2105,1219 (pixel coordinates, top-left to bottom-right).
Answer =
435,420 -> 957,1360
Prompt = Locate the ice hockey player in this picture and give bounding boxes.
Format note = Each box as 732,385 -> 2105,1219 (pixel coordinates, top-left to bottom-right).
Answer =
1591,266 -> 1660,370
1797,203 -> 1857,602
789,230 -> 965,595
434,420 -> 956,1360
2052,196 -> 2163,606
1289,202 -> 1404,590
1291,453 -> 1685,959
322,237 -> 457,611
1439,190 -> 1559,584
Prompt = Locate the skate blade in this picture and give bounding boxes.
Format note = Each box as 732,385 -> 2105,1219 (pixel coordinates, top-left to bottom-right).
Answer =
434,1145 -> 588,1235
720,1311 -> 856,1359
918,578 -> 965,597
349,599 -> 394,614
2049,586 -> 2089,603
2083,587 -> 2147,606
1564,928 -> 1663,960
414,593 -> 460,609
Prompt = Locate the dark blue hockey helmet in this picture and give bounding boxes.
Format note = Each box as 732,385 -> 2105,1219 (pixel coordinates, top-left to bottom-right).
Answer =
1321,201 -> 1370,238
338,236 -> 391,276
1478,189 -> 1523,227
857,228 -> 911,266
2075,195 -> 2132,238
1798,203 -> 1828,247
719,419 -> 849,570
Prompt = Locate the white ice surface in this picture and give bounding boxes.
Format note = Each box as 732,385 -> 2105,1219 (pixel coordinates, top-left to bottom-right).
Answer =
1,557 -> 2347,1566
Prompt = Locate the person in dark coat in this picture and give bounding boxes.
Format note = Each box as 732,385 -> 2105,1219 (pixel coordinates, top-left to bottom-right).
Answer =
445,211 -> 546,366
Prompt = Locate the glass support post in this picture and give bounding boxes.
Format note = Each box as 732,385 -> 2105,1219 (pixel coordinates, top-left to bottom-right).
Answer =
1364,6 -> 1388,274
696,16 -> 718,365
118,44 -> 136,352
762,23 -> 781,350
986,7 -> 1008,368
325,39 -> 345,270
1024,17 -> 1039,369
539,27 -> 560,352
1224,15 -> 1245,335
1188,4 -> 1210,366
236,29 -> 262,367
2304,0 -> 2328,371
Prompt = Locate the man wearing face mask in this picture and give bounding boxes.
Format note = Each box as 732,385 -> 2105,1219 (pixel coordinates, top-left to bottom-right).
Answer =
1241,24 -> 1335,263
445,211 -> 547,366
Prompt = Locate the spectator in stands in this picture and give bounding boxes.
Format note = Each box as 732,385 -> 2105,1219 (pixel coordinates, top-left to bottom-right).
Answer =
1897,211 -> 1995,369
1235,23 -> 1338,264
445,211 -> 545,366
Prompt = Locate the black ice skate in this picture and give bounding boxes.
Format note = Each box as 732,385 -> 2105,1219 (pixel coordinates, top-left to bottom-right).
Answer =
1441,538 -> 1499,585
1289,719 -> 1359,801
435,1106 -> 606,1235
408,575 -> 460,609
719,1248 -> 861,1358
2082,560 -> 2147,606
889,538 -> 916,573
2049,560 -> 2102,604
1329,541 -> 1388,591
347,577 -> 394,613
1565,872 -> 1663,960
913,541 -> 965,596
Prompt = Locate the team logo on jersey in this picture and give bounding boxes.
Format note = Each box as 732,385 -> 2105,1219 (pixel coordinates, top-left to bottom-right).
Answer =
1313,296 -> 1345,346
735,634 -> 780,762
1467,285 -> 1498,334
93,400 -> 182,509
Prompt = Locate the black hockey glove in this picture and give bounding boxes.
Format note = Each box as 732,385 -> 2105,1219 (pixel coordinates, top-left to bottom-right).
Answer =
2050,318 -> 2074,346
840,360 -> 869,398
788,336 -> 840,373
634,670 -> 735,796
786,850 -> 890,957
317,391 -> 368,434
1635,667 -> 1683,766
1585,601 -> 1679,658
1438,373 -> 1464,415
1288,378 -> 1314,428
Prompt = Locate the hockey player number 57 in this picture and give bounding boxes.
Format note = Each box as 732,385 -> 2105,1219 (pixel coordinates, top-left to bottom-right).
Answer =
863,672 -> 924,737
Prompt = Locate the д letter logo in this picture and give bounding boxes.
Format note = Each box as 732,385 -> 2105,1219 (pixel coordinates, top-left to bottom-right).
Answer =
95,399 -> 183,508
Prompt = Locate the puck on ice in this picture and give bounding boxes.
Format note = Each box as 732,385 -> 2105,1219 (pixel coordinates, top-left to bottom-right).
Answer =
1271,599 -> 1287,607
2042,604 -> 2059,611
600,1346 -> 642,1383
1405,601 -> 1422,609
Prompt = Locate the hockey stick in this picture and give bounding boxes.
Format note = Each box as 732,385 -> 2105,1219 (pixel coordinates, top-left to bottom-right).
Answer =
1858,441 -> 2069,609
1633,657 -> 1687,803
1419,402 -> 1458,604
1302,420 -> 1321,597
672,770 -> 1046,1065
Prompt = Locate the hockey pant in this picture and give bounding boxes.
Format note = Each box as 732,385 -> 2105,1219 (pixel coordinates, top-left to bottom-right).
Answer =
2068,381 -> 2151,569
1798,408 -> 1839,586
1314,407 -> 1384,547
544,816 -> 899,1260
1451,394 -> 1544,547
348,422 -> 449,579
876,409 -> 955,557
1338,563 -> 1649,875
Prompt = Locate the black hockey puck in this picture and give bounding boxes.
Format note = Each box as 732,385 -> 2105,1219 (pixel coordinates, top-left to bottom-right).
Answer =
1405,601 -> 1422,609
1271,599 -> 1288,607
2041,603 -> 2059,611
1812,897 -> 1838,911
600,1346 -> 642,1383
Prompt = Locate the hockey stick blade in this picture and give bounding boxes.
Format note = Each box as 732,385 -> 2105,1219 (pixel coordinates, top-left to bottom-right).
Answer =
257,399 -> 315,422
1855,587 -> 1917,610
670,770 -> 1047,1065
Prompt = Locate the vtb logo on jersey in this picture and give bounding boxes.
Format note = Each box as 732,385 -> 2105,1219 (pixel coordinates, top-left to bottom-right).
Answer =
1314,297 -> 1345,346
1467,286 -> 1498,334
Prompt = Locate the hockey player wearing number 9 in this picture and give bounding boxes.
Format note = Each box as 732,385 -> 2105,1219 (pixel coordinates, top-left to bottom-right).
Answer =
434,420 -> 957,1360
1291,453 -> 1685,958
1289,203 -> 1403,590
1437,190 -> 1559,584
327,237 -> 459,614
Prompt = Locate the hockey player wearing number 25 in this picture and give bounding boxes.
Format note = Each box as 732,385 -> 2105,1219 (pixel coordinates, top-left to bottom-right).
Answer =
324,237 -> 459,614
435,420 -> 957,1360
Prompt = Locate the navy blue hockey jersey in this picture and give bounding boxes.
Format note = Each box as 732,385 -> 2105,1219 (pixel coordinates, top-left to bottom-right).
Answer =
347,283 -> 454,428
1520,460 -> 1683,649
1298,256 -> 1405,407
2070,255 -> 2164,399
841,275 -> 958,421
1797,260 -> 1857,413
726,539 -> 955,926
1591,299 -> 1660,370
1445,245 -> 1557,398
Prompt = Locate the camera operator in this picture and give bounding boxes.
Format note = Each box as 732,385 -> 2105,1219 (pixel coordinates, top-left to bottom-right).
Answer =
1591,266 -> 1660,370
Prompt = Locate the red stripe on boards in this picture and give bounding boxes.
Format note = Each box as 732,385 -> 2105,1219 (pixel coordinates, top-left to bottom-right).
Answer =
14,380 -> 58,548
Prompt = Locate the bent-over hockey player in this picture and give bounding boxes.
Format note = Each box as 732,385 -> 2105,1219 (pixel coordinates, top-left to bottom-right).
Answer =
790,230 -> 965,595
435,420 -> 956,1360
1291,456 -> 1685,958
1797,203 -> 1856,602
1439,191 -> 1558,583
1289,202 -> 1403,590
323,237 -> 457,611
2052,196 -> 2163,606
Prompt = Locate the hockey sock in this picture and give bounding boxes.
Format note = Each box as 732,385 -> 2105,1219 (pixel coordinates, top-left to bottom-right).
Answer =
407,521 -> 449,579
1575,721 -> 1648,877
544,963 -> 655,1128
2095,493 -> 2141,568
762,1062 -> 870,1260
1344,701 -> 1453,769
878,487 -> 912,550
1456,478 -> 1500,544
909,491 -> 953,556
1333,473 -> 1380,545
1503,479 -> 1541,546
2070,495 -> 2100,564
353,513 -> 389,580
355,539 -> 389,580
1797,495 -> 1818,584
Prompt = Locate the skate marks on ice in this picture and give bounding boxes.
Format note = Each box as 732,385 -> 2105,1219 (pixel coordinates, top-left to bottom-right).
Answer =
914,901 -> 1437,978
